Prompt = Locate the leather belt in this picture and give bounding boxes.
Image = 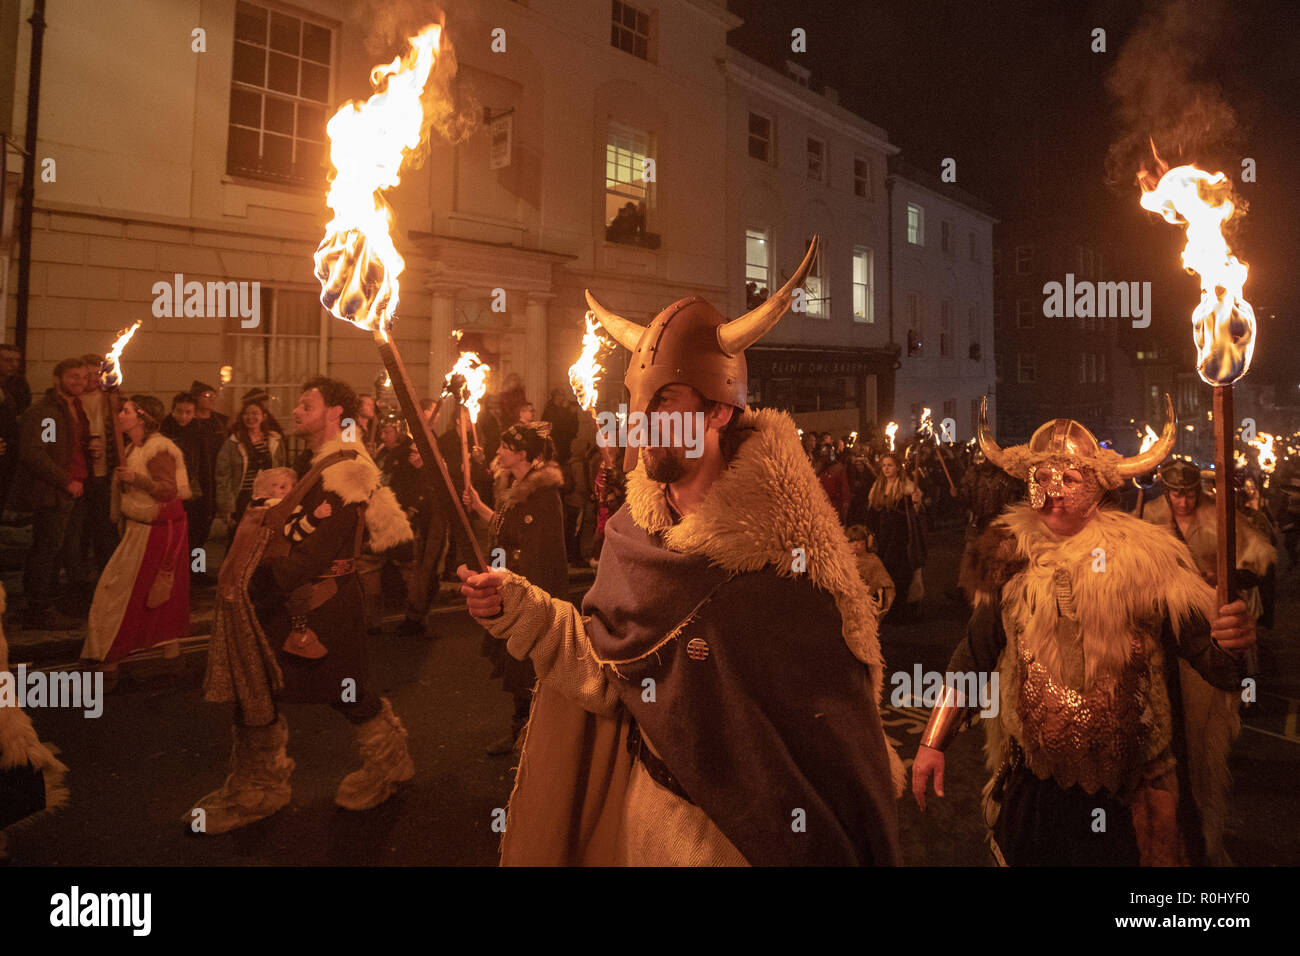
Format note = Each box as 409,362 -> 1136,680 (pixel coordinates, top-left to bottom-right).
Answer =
626,717 -> 694,806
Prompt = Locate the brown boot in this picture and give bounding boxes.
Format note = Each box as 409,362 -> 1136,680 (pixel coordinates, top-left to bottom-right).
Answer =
184,717 -> 294,834
334,698 -> 415,811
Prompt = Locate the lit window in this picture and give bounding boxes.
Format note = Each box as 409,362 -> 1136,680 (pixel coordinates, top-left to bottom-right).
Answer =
853,158 -> 870,198
852,246 -> 873,323
605,125 -> 653,243
806,137 -> 826,182
610,0 -> 650,60
745,228 -> 770,307
748,112 -> 773,163
227,1 -> 333,187
907,204 -> 924,245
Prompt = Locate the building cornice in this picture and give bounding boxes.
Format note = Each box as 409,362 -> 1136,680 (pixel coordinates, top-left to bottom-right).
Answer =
721,51 -> 899,157
887,173 -> 999,224
680,0 -> 744,31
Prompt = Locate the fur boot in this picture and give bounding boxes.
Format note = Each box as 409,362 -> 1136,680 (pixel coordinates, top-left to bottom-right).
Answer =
185,717 -> 294,834
334,698 -> 414,811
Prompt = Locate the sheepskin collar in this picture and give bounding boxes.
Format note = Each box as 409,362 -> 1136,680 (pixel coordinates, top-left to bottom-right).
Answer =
994,502 -> 1214,688
311,438 -> 412,552
499,460 -> 563,510
1142,494 -> 1277,577
625,406 -> 885,675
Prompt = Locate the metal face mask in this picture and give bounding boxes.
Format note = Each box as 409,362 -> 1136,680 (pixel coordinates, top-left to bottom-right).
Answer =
1028,462 -> 1103,514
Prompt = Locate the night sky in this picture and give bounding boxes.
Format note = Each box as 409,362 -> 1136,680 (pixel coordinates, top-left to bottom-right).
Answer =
727,0 -> 1300,392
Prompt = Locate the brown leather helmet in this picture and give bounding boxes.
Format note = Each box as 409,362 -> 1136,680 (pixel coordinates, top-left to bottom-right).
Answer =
1159,459 -> 1202,493
585,238 -> 821,416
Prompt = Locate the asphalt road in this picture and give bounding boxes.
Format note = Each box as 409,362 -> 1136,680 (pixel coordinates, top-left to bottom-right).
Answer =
7,533 -> 1298,866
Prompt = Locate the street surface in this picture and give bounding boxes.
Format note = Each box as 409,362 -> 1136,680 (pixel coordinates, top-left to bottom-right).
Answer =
6,530 -> 1298,866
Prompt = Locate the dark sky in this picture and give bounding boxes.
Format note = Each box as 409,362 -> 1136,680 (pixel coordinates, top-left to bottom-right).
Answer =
727,0 -> 1300,391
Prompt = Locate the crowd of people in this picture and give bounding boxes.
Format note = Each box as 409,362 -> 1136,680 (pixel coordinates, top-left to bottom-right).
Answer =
0,317 -> 1294,865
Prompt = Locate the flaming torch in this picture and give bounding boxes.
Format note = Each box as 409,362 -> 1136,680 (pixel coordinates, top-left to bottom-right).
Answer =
313,24 -> 488,570
1139,153 -> 1257,612
99,321 -> 142,467
568,312 -> 617,469
917,406 -> 957,495
885,422 -> 898,453
446,349 -> 490,491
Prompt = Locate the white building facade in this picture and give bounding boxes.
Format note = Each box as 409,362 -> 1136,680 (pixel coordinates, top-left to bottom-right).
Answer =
2,0 -> 738,436
722,48 -> 900,435
889,165 -> 997,442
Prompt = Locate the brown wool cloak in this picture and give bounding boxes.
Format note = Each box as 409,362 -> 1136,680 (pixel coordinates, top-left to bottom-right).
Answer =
500,407 -> 904,865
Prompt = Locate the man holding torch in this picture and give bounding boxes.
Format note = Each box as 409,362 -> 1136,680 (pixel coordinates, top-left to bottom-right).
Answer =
459,240 -> 905,866
912,399 -> 1255,865
188,377 -> 415,833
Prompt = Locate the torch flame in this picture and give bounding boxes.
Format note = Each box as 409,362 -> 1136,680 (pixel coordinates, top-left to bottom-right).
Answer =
919,407 -> 934,441
886,421 -> 898,452
1138,151 -> 1256,385
314,25 -> 444,340
1139,425 -> 1160,454
1248,432 -> 1277,473
568,312 -> 611,413
100,321 -> 142,390
447,351 -> 490,422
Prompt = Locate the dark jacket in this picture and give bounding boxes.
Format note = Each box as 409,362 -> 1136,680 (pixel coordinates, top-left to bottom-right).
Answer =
494,461 -> 567,597
14,388 -> 89,511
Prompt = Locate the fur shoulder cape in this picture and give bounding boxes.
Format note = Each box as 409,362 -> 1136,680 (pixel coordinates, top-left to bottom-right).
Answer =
134,432 -> 193,501
498,460 -> 563,510
0,584 -> 69,831
1141,495 -> 1277,577
625,406 -> 901,791
973,503 -> 1240,863
313,439 -> 412,553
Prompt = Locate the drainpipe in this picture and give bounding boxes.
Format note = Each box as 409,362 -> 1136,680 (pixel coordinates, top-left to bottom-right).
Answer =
14,0 -> 46,354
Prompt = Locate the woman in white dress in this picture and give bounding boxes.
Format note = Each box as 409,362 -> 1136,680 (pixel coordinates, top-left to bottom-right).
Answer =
81,395 -> 192,679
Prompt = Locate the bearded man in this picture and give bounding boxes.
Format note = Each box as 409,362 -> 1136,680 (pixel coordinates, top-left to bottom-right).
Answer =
1141,459 -> 1275,621
459,238 -> 904,865
912,397 -> 1255,866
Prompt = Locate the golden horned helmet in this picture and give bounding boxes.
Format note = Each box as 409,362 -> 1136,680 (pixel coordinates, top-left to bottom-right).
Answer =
584,237 -> 821,416
977,393 -> 1177,490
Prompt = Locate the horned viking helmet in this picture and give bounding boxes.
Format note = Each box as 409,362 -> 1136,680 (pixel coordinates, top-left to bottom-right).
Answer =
977,393 -> 1177,495
584,238 -> 821,415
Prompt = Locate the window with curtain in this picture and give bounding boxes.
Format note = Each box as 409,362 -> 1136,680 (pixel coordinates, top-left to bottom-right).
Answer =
227,288 -> 324,459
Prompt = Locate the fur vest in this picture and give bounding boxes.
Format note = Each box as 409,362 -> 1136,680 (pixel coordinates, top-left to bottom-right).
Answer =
114,433 -> 192,524
496,460 -> 564,512
974,503 -> 1240,862
312,439 -> 413,553
625,406 -> 903,794
1141,494 -> 1276,578
0,584 -> 69,832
